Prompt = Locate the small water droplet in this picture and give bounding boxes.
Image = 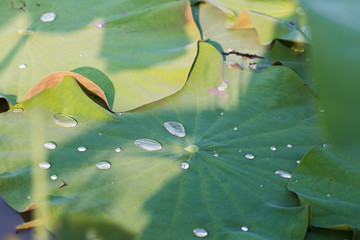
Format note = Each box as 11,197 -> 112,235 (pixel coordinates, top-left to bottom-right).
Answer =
44,142 -> 56,150
115,147 -> 122,152
296,160 -> 301,164
245,153 -> 254,160
163,121 -> 186,138
318,107 -> 325,113
217,82 -> 228,91
27,196 -> 31,199
53,113 -> 77,128
92,21 -> 106,28
220,112 -> 224,116
180,162 -> 189,170
50,175 -> 57,180
96,161 -> 111,170
193,228 -> 208,238
98,132 -> 103,136
13,108 -> 24,113
260,184 -> 264,187
270,146 -> 277,151
77,146 -> 87,152
275,170 -> 292,179
326,194 -> 331,197
213,152 -> 219,157
18,64 -> 27,69
322,143 -> 331,149
134,139 -> 162,151
40,12 -> 56,22
238,149 -> 242,152
241,226 -> 248,232
184,145 -> 199,153
233,127 -> 238,131
287,144 -> 293,148
39,162 -> 51,169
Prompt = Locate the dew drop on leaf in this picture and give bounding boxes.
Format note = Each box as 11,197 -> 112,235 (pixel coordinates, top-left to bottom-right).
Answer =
13,108 -> 24,113
269,146 -> 277,151
44,142 -> 56,150
322,143 -> 331,149
53,113 -> 78,128
50,175 -> 57,180
296,160 -> 301,164
163,121 -> 186,138
39,162 -> 50,169
213,152 -> 219,157
217,82 -> 228,91
180,162 -> 189,170
115,147 -> 122,152
245,153 -> 254,160
233,127 -> 238,131
96,161 -> 111,170
134,139 -> 162,151
18,64 -> 27,69
77,146 -> 87,152
275,170 -> 292,179
287,144 -> 293,148
193,228 -> 208,238
241,226 -> 249,232
40,12 -> 56,22
326,194 -> 331,197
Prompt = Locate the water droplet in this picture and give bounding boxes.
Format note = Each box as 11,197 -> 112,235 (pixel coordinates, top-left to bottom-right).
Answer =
92,21 -> 106,28
270,146 -> 277,151
287,144 -> 293,148
193,228 -> 208,238
27,196 -> 31,199
184,145 -> 199,153
217,82 -> 228,91
50,175 -> 57,180
44,142 -> 56,150
96,161 -> 111,170
115,147 -> 122,152
275,170 -> 292,179
213,152 -> 219,157
233,127 -> 238,131
53,113 -> 77,128
318,107 -> 325,113
260,184 -> 264,187
296,160 -> 301,164
326,194 -> 331,197
98,132 -> 103,136
163,121 -> 186,138
245,153 -> 254,160
18,64 -> 27,69
134,139 -> 162,151
322,143 -> 331,149
77,146 -> 87,152
241,226 -> 248,232
220,112 -> 224,116
39,162 -> 51,169
238,149 -> 242,152
13,108 -> 24,113
180,162 -> 189,170
40,12 -> 56,22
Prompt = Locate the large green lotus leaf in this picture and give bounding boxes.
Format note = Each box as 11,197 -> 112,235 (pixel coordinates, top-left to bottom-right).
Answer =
192,2 -> 269,56
0,0 -> 199,112
288,147 -> 360,238
0,43 -> 322,239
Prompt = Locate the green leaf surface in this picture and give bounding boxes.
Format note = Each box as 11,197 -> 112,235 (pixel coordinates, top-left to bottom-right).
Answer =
288,147 -> 360,237
0,43 -> 322,239
0,0 -> 199,112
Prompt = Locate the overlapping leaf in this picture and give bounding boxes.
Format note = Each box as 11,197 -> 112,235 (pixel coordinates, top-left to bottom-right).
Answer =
0,43 -> 324,239
0,0 -> 199,112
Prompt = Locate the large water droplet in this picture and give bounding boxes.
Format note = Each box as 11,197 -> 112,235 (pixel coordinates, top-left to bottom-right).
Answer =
50,175 -> 57,180
39,162 -> 51,169
115,147 -> 122,152
53,113 -> 77,128
40,12 -> 56,22
217,82 -> 228,91
134,139 -> 162,151
184,145 -> 199,153
96,161 -> 111,170
163,121 -> 186,138
78,146 -> 87,152
180,162 -> 189,170
241,226 -> 248,232
44,142 -> 56,150
275,170 -> 292,179
193,228 -> 208,238
18,64 -> 27,69
270,146 -> 277,151
245,153 -> 254,160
